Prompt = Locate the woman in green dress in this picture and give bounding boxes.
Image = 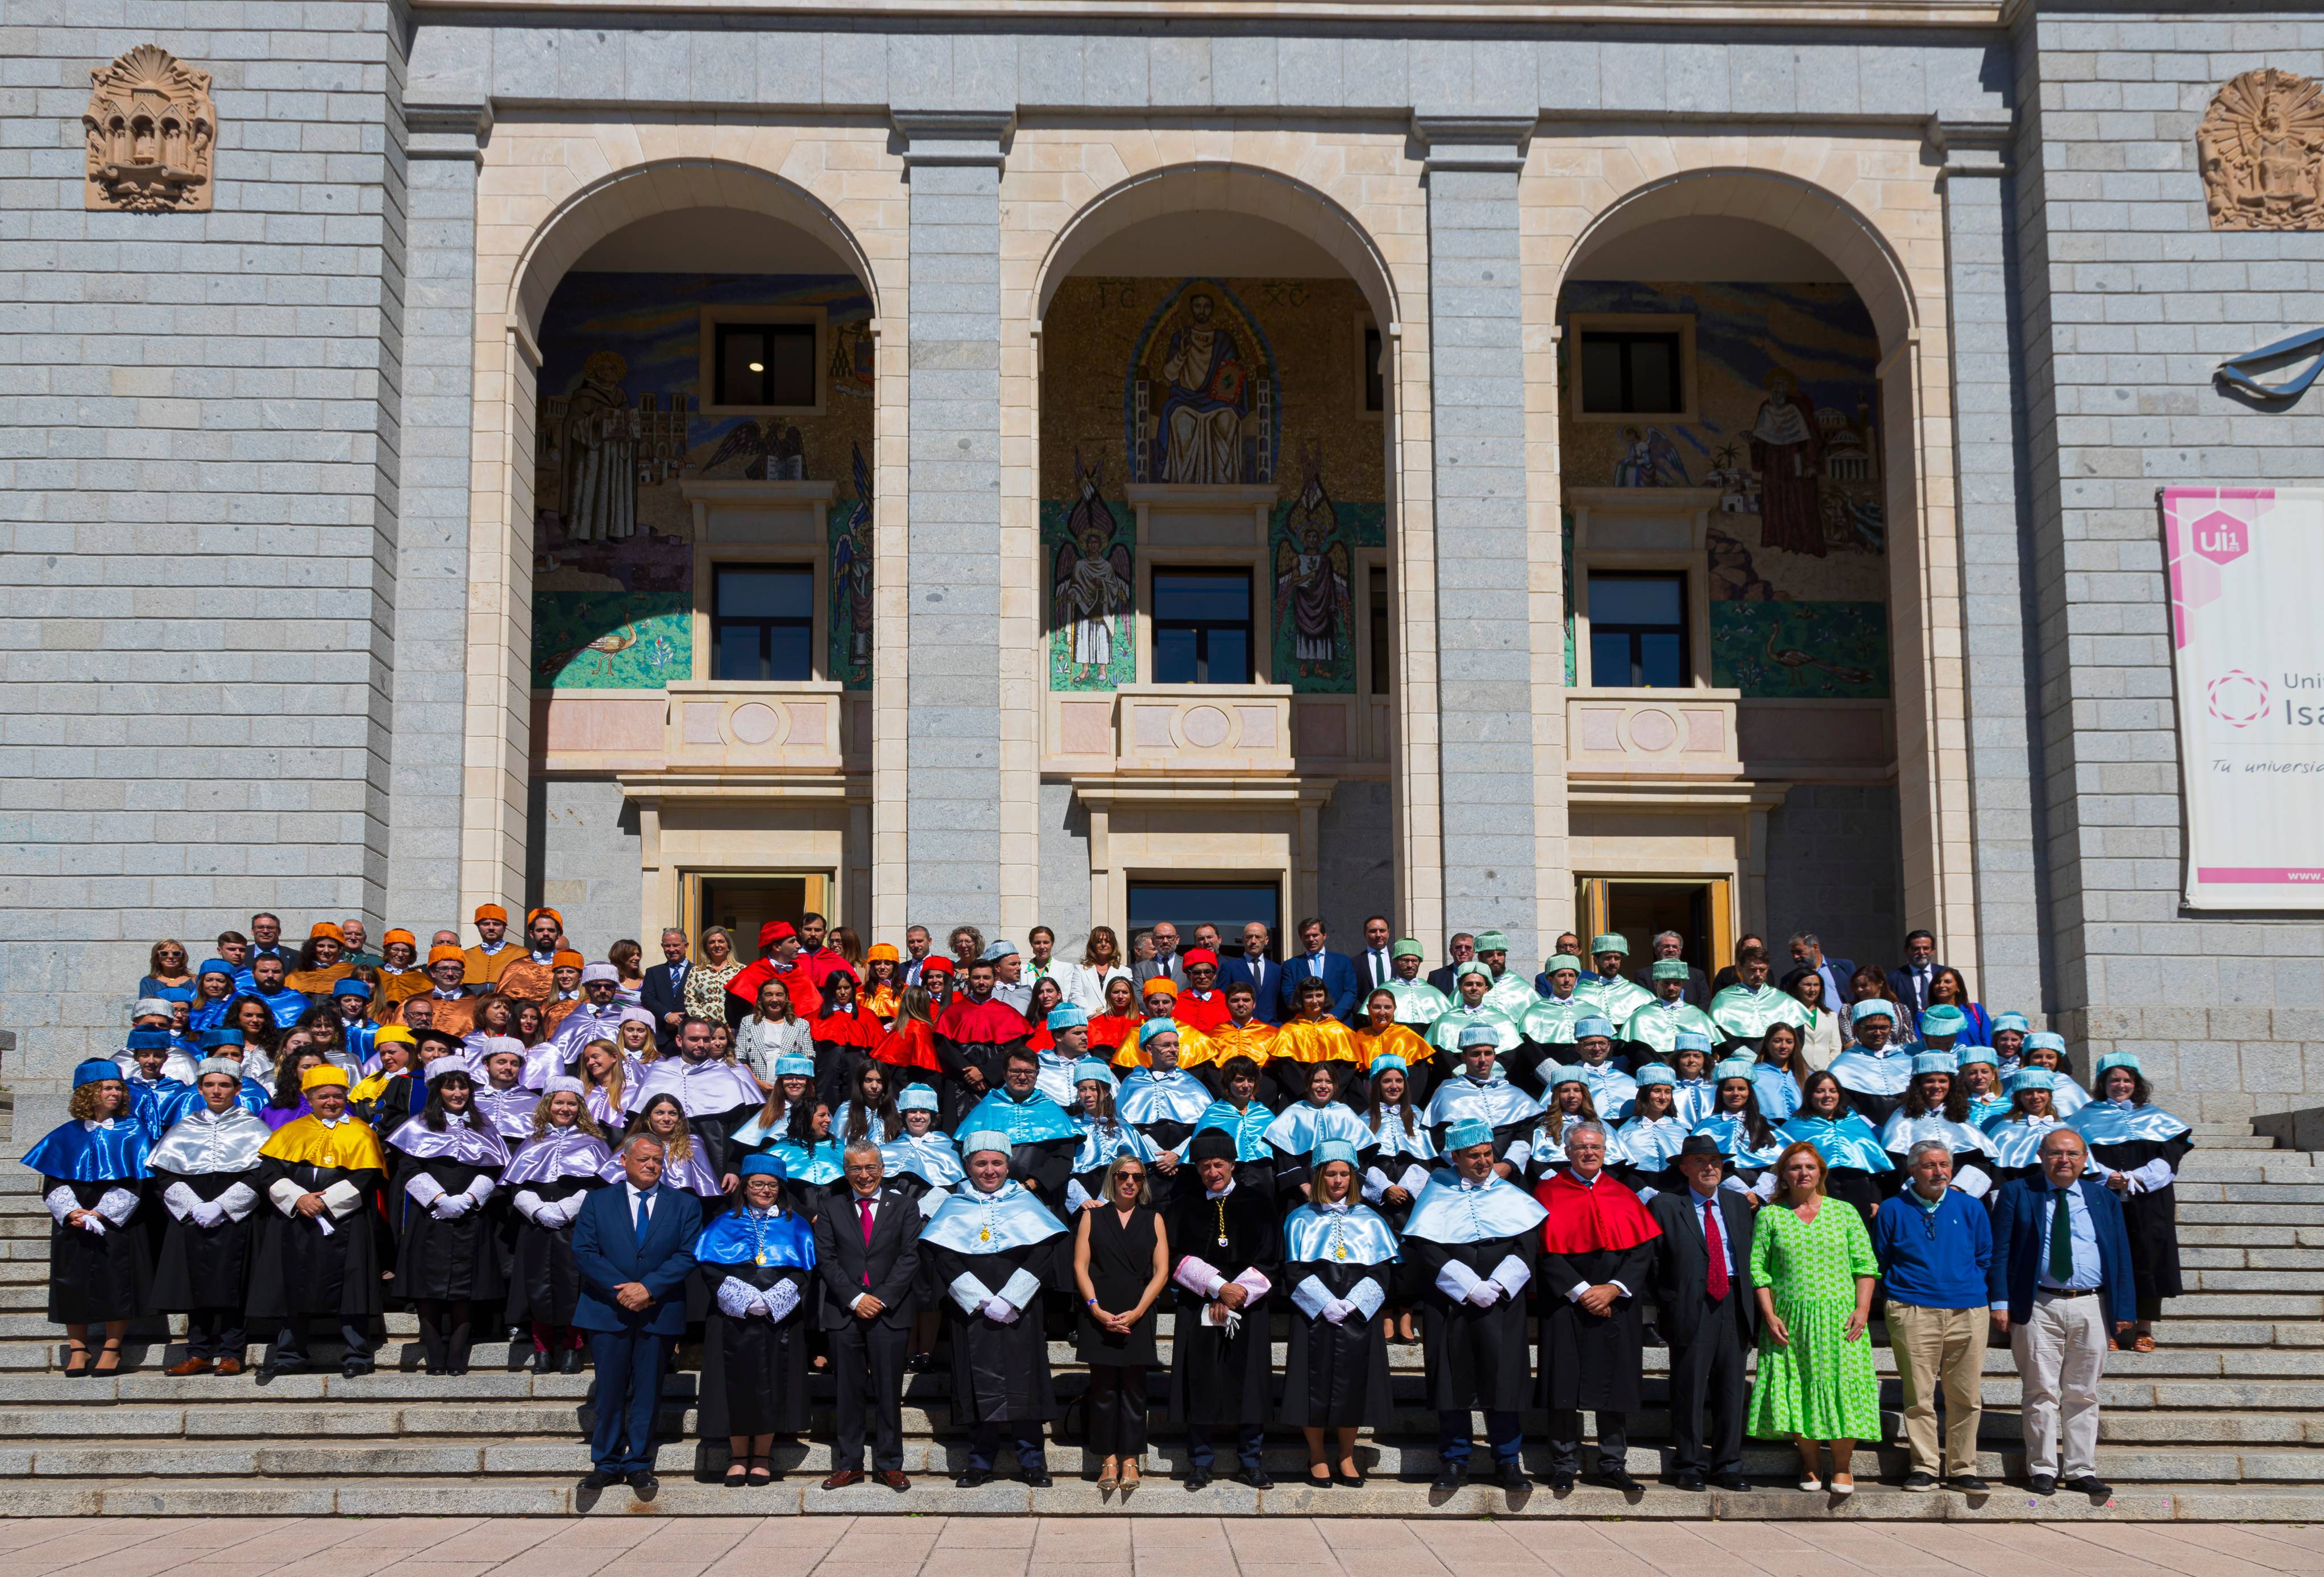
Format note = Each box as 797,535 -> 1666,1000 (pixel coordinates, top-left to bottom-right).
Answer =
1748,1138 -> 1881,1493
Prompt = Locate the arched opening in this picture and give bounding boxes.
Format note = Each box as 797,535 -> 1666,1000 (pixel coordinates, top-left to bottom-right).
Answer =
1030,166 -> 1403,951
1555,177 -> 1923,980
495,163 -> 885,951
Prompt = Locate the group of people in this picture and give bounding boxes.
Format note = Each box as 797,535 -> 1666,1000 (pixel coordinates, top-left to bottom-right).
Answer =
27,908 -> 2192,1498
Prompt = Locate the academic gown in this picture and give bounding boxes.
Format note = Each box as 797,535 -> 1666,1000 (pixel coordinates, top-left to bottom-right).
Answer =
935,997 -> 1034,1126
1279,1202 -> 1399,1428
693,1205 -> 817,1438
1166,1184 -> 1283,1427
2073,1101 -> 2194,1304
1777,1114 -> 1896,1223
1400,1173 -> 1548,1413
957,1089 -> 1082,1214
244,1118 -> 389,1324
385,1119 -> 511,1303
920,1183 -> 1068,1424
501,1127 -> 612,1327
1827,1048 -> 1915,1127
1115,1070 -> 1215,1210
1423,1075 -> 1545,1165
148,1109 -> 269,1314
23,1120 -> 153,1325
1533,1170 -> 1661,1413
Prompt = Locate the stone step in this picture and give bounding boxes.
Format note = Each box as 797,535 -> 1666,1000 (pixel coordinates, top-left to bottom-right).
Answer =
2184,1269 -> 2324,1292
11,1474 -> 2324,1521
2179,1223 -> 2324,1248
2179,1202 -> 2324,1224
2171,1182 -> 2324,1204
2180,1247 -> 2324,1269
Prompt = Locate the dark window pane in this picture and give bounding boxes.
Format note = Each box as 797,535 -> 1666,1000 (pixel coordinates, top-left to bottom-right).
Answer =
1363,325 -> 1384,413
716,567 -> 813,619
1207,629 -> 1250,684
1591,575 -> 1682,626
1579,337 -> 1624,414
1638,632 -> 1685,688
1155,572 -> 1250,620
715,625 -> 764,682
1127,882 -> 1280,947
1591,630 -> 1633,687
1628,342 -> 1676,412
1154,627 -> 1198,684
715,322 -> 816,407
765,624 -> 813,682
762,323 -> 816,406
1577,329 -> 1684,414
1368,566 -> 1389,695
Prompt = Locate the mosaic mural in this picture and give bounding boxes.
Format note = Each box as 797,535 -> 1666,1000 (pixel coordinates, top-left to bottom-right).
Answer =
1560,280 -> 1892,699
530,271 -> 873,690
828,445 -> 874,690
1039,274 -> 1387,695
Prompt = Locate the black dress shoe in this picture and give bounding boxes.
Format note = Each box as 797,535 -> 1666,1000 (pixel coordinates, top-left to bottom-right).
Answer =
1670,1469 -> 1707,1492
1584,1469 -> 1642,1494
1901,1470 -> 1939,1492
625,1471 -> 658,1499
1431,1468 -> 1463,1491
1332,1467 -> 1365,1488
579,1470 -> 616,1492
1024,1471 -> 1054,1488
255,1362 -> 304,1385
558,1347 -> 584,1375
1495,1462 -> 1528,1492
1547,1471 -> 1575,1493
340,1359 -> 374,1379
2062,1475 -> 2112,1499
905,1352 -> 932,1373
528,1348 -> 552,1373
956,1470 -> 991,1488
1947,1474 -> 1990,1493
1237,1468 -> 1273,1490
1711,1472 -> 1752,1492
2027,1473 -> 2057,1497
1183,1469 -> 1211,1491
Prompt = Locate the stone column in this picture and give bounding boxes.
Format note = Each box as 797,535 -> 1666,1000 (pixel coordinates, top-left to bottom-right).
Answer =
893,113 -> 1012,935
1414,117 -> 1547,964
1931,113 -> 2047,1018
392,101 -> 492,926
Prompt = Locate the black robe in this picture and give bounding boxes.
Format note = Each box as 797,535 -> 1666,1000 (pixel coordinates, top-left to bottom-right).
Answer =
1404,1231 -> 1537,1413
151,1167 -> 259,1312
504,1175 -> 602,1326
922,1235 -> 1065,1424
388,1156 -> 507,1302
243,1160 -> 388,1322
695,1260 -> 814,1437
41,1177 -> 152,1325
2086,1133 -> 2194,1303
1536,1241 -> 1655,1412
1166,1186 -> 1283,1427
1280,1257 -> 1395,1428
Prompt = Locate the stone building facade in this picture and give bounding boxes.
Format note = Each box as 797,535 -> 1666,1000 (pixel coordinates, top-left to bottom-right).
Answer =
3,1 -> 2321,1127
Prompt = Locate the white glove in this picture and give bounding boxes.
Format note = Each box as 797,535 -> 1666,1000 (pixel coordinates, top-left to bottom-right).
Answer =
430,1192 -> 474,1219
546,1197 -> 580,1227
77,1215 -> 108,1236
1466,1279 -> 1501,1308
190,1201 -> 228,1230
1321,1298 -> 1354,1325
982,1297 -> 1019,1324
746,1295 -> 771,1318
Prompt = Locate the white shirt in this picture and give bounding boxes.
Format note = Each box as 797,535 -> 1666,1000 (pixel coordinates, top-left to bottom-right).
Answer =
624,1181 -> 655,1221
1366,948 -> 1392,986
1691,1185 -> 1738,1276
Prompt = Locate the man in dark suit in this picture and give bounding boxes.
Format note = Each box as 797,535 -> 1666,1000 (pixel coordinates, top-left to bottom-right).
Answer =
1215,921 -> 1276,1009
1277,915 -> 1359,1021
1708,933 -> 1766,994
1647,1135 -> 1757,1491
815,1140 -> 924,1491
1132,921 -> 1188,990
1886,930 -> 1942,1018
1355,914 -> 1397,993
1988,1128 -> 2135,1499
1425,931 -> 1476,997
571,1133 -> 699,1496
1785,931 -> 1854,1016
640,927 -> 692,1050
1629,931 -> 1711,1007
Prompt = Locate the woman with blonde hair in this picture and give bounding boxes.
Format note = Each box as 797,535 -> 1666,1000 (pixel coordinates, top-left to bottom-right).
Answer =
575,1039 -> 632,1129
683,926 -> 745,1022
1749,1139 -> 1882,1494
1072,1151 -> 1168,1489
22,1060 -> 153,1377
1061,926 -> 1132,1012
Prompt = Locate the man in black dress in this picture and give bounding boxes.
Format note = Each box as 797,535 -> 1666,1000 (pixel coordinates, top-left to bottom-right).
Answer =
1167,1129 -> 1281,1489
1646,1135 -> 1757,1491
814,1141 -> 923,1492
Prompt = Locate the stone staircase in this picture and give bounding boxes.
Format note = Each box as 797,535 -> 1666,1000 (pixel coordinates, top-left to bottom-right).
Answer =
0,1119 -> 2318,1520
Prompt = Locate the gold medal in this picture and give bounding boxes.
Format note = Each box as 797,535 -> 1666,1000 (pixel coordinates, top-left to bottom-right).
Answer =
980,1227 -> 992,1243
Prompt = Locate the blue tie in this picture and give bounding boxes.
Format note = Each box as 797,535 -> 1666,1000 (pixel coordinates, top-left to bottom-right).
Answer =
634,1191 -> 651,1240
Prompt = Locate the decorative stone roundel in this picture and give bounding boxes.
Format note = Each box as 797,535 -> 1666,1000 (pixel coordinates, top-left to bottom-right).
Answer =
2199,68 -> 2324,231
1181,705 -> 1232,749
1627,708 -> 1679,753
84,45 -> 215,213
729,702 -> 783,745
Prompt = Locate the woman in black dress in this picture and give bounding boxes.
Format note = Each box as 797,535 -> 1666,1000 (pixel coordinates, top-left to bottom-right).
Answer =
384,1062 -> 512,1374
150,1059 -> 271,1375
21,1060 -> 154,1377
693,1153 -> 817,1486
502,1075 -> 611,1373
1071,1153 -> 1169,1489
2072,1051 -> 2194,1351
1280,1139 -> 1400,1486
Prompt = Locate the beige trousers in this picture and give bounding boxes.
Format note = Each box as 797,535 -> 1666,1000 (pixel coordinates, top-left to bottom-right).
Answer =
1886,1301 -> 1989,1477
2011,1289 -> 2106,1479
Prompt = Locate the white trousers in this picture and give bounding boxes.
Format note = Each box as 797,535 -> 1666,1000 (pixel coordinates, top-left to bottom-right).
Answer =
2011,1289 -> 2106,1479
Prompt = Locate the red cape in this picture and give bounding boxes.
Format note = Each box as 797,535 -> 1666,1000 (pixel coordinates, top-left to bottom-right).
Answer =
936,995 -> 1032,1045
810,1004 -> 886,1048
1172,990 -> 1231,1032
1087,1012 -> 1141,1051
798,947 -> 849,990
728,957 -> 823,1020
1534,1169 -> 1662,1255
873,1019 -> 945,1074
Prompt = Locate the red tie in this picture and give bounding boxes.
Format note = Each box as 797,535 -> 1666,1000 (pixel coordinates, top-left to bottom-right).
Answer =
857,1197 -> 875,1286
1703,1197 -> 1729,1302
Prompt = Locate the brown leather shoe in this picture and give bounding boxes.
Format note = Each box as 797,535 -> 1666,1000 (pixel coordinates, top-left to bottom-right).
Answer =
878,1469 -> 910,1492
821,1469 -> 866,1491
165,1356 -> 213,1377
214,1358 -> 245,1376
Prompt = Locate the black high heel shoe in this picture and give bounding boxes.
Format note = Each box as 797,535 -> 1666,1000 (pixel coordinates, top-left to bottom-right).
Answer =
62,1342 -> 91,1379
747,1455 -> 774,1487
1307,1464 -> 1335,1488
1333,1462 -> 1366,1487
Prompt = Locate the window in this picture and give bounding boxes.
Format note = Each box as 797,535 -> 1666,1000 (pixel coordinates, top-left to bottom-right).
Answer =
1578,328 -> 1684,416
1368,565 -> 1389,695
1588,572 -> 1688,688
711,565 -> 814,682
1127,881 -> 1281,954
1362,323 -> 1385,413
1152,570 -> 1254,684
713,322 -> 816,408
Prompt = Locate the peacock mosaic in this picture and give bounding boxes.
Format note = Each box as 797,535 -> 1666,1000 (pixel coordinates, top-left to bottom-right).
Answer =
530,271 -> 875,691
1560,280 -> 1891,699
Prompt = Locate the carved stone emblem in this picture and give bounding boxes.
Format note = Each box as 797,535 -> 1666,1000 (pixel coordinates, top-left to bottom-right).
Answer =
2199,68 -> 2324,231
83,44 -> 215,213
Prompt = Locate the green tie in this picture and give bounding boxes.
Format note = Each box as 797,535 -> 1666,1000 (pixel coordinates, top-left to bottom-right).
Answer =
2048,1185 -> 2075,1284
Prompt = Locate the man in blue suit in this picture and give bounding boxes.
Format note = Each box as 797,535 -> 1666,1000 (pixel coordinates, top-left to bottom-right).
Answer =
1215,921 -> 1277,1010
572,1132 -> 699,1495
1987,1127 -> 2134,1500
639,927 -> 693,1051
1886,929 -> 1944,1018
1276,915 -> 1359,1022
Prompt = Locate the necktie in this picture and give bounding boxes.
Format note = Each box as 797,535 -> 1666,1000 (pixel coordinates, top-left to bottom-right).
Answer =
1702,1197 -> 1729,1302
858,1197 -> 876,1285
2048,1185 -> 2075,1284
634,1190 -> 651,1240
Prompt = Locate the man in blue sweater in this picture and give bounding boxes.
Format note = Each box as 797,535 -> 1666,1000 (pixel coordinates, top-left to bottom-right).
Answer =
1871,1139 -> 1993,1492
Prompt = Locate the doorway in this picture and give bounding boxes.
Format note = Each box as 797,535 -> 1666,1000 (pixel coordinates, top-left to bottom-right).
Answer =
1126,878 -> 1283,957
690,872 -> 829,956
1575,877 -> 1732,980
